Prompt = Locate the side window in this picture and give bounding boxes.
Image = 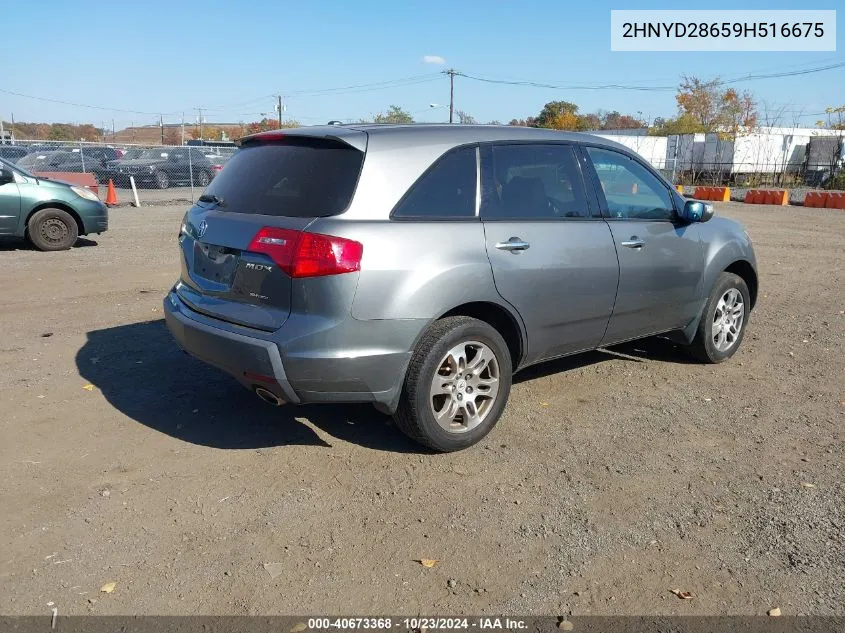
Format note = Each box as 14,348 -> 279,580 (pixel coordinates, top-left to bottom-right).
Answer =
392,146 -> 477,220
585,147 -> 675,221
482,144 -> 589,220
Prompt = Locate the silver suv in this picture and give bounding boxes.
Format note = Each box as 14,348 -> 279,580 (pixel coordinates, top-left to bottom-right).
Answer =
164,125 -> 758,452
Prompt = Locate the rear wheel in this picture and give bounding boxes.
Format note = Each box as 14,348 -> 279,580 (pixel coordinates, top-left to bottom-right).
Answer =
394,316 -> 512,452
155,170 -> 170,189
687,272 -> 750,363
27,208 -> 79,251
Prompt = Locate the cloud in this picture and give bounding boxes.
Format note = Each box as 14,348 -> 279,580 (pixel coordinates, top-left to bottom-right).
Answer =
422,55 -> 445,65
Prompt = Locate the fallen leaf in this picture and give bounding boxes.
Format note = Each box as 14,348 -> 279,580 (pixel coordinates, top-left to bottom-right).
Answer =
290,623 -> 308,633
263,562 -> 284,579
417,559 -> 438,568
670,589 -> 694,600
82,384 -> 95,392
100,582 -> 116,594
540,402 -> 549,407
557,620 -> 574,631
802,482 -> 816,489
767,607 -> 782,617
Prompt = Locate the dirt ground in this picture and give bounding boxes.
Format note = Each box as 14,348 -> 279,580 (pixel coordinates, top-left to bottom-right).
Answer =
1,202 -> 843,617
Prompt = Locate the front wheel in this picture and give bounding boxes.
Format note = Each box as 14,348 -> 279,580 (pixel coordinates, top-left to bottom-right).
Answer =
687,272 -> 750,363
394,316 -> 512,452
27,208 -> 79,251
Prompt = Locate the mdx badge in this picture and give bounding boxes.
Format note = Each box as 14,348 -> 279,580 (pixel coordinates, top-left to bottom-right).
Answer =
245,262 -> 273,272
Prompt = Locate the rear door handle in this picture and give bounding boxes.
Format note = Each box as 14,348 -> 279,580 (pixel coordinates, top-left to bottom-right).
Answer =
495,237 -> 531,253
621,236 -> 645,249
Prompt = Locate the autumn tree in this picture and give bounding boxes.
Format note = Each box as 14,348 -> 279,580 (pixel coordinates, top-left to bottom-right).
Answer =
577,113 -> 601,131
456,110 -> 476,124
241,118 -> 301,135
674,75 -> 758,137
819,105 -> 845,130
369,105 -> 414,124
47,124 -> 76,141
535,101 -> 579,128
600,110 -> 644,130
649,113 -> 706,136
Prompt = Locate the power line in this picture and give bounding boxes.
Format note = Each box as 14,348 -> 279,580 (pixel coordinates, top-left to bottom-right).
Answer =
458,60 -> 845,93
284,73 -> 441,96
0,88 -> 173,116
0,74 -> 442,118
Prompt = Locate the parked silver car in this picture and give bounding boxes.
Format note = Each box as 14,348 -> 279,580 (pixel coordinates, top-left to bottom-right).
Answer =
164,125 -> 758,451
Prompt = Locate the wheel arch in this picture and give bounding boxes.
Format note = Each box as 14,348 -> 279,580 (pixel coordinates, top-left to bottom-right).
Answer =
25,203 -> 85,237
437,301 -> 526,371
724,259 -> 758,309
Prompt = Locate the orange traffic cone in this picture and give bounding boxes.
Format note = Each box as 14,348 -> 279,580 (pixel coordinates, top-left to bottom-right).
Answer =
105,179 -> 118,207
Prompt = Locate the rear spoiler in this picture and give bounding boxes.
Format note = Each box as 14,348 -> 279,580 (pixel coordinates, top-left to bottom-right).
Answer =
235,126 -> 367,153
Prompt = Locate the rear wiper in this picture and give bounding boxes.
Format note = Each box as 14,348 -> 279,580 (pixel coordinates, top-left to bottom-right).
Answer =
198,194 -> 226,207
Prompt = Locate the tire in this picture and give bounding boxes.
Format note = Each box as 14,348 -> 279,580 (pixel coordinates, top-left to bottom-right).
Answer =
155,170 -> 170,189
27,208 -> 79,252
394,316 -> 512,452
196,171 -> 211,187
687,272 -> 750,363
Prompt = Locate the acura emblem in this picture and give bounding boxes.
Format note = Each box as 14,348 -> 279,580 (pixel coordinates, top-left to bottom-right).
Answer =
197,220 -> 208,238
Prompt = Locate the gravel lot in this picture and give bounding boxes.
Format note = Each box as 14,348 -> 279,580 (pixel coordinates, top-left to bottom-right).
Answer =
1,202 -> 843,616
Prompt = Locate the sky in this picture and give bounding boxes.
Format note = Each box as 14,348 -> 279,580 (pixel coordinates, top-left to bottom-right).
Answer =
1,0 -> 843,131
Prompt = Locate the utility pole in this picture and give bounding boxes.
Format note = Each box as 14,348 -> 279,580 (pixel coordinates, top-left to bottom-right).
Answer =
111,119 -> 115,142
160,114 -> 165,145
196,107 -> 204,140
277,95 -> 283,128
181,113 -> 185,146
10,113 -> 15,143
444,69 -> 458,124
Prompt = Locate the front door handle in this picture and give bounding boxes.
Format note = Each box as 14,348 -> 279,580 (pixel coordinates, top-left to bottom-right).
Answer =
621,236 -> 645,249
495,237 -> 531,253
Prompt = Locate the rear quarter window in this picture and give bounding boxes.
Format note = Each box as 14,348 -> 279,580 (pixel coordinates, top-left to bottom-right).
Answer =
204,138 -> 364,217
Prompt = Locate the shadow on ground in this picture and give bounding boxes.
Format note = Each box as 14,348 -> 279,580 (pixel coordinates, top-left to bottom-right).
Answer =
77,319 -> 696,453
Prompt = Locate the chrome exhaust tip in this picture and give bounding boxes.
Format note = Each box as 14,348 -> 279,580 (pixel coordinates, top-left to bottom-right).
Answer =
255,387 -> 283,406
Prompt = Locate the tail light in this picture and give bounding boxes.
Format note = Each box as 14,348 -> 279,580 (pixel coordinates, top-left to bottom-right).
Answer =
247,227 -> 363,278
211,164 -> 223,173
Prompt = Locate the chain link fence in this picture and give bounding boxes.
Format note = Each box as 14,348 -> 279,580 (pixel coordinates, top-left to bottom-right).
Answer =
0,139 -> 236,204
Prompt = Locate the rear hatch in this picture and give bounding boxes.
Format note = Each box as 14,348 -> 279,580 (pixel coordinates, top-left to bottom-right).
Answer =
175,131 -> 367,331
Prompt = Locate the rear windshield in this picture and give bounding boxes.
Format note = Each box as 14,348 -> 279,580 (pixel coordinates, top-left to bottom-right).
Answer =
203,138 -> 364,217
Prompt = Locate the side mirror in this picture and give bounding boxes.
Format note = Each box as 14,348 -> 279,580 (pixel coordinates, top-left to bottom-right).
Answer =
0,167 -> 14,185
681,199 -> 714,223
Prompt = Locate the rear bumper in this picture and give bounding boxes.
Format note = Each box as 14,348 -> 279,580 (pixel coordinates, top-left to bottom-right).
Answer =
163,290 -> 420,412
163,291 -> 300,404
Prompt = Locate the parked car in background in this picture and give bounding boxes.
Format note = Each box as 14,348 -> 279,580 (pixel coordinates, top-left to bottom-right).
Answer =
16,150 -> 111,183
164,124 -> 758,452
104,148 -> 142,171
103,147 -> 216,189
0,146 -> 29,162
0,157 -> 108,250
206,147 -> 237,176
